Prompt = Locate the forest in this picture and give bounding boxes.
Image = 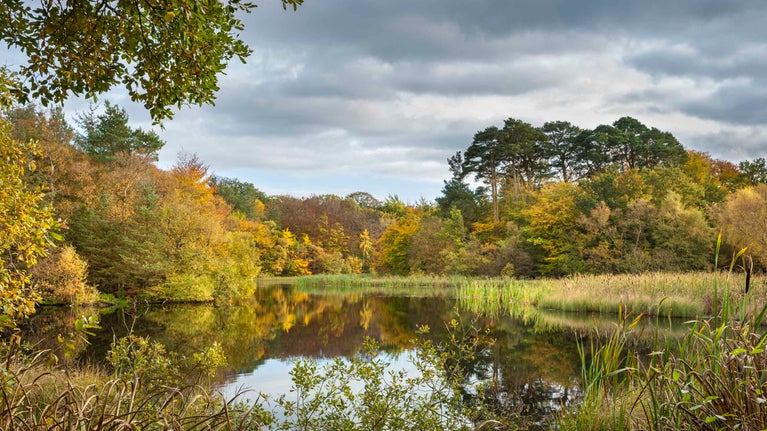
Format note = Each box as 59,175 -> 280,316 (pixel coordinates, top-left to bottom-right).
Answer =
2,103 -> 766,309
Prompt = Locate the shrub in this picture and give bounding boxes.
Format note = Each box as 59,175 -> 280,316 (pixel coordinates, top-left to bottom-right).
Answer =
31,245 -> 99,305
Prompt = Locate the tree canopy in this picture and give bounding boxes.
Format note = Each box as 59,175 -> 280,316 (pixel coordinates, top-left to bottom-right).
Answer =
1,0 -> 303,122
74,102 -> 164,162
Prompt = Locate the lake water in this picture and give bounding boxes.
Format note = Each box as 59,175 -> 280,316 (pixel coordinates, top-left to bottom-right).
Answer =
24,283 -> 680,426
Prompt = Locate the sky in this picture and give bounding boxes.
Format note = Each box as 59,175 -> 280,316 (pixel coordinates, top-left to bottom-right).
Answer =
57,1 -> 767,202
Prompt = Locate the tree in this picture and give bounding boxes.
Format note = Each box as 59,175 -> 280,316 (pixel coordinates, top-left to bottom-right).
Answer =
683,151 -> 744,203
572,126 -> 613,178
588,117 -> 686,171
462,127 -> 505,222
500,118 -> 549,189
378,195 -> 408,218
739,158 -> 767,186
31,244 -> 98,305
346,191 -> 381,209
648,193 -> 712,271
716,185 -> 767,267
436,152 -> 488,227
522,182 -> 586,275
1,0 -> 303,122
74,102 -> 164,162
375,212 -> 421,275
0,119 -> 58,322
210,176 -> 269,220
408,215 -> 449,274
540,121 -> 584,183
359,229 -> 374,272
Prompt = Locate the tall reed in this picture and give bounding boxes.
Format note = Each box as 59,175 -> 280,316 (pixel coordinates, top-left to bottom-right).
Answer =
560,259 -> 767,429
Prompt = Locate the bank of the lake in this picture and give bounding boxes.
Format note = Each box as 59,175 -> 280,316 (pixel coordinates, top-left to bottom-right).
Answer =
9,272 -> 767,430
296,271 -> 763,319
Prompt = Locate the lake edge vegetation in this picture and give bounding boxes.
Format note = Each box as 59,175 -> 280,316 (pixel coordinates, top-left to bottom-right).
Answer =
3,98 -> 767,429
3,104 -> 767,311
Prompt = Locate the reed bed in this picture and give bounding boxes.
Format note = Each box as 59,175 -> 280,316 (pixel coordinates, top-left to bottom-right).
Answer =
558,288 -> 767,430
458,272 -> 766,320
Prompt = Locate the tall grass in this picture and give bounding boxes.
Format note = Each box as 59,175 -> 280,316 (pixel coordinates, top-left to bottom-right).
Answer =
294,274 -> 469,292
559,272 -> 767,429
457,272 -> 766,320
0,335 -> 269,430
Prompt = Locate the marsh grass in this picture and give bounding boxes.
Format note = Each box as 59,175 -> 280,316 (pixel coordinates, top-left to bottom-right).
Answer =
560,279 -> 767,430
457,272 -> 767,320
0,335 -> 269,430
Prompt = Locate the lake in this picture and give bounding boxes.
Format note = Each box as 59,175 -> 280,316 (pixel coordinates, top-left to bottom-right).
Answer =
23,282 -> 681,427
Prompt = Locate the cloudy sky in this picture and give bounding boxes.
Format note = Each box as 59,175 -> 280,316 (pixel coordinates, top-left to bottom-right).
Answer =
67,0 -> 767,202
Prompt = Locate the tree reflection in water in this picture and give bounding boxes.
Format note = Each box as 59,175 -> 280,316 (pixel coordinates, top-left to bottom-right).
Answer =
24,284 -> 584,426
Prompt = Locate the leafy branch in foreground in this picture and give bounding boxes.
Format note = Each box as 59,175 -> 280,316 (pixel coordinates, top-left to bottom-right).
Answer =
1,0 -> 303,122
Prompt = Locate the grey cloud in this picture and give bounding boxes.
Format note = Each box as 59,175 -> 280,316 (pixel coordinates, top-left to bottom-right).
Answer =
684,127 -> 767,161
683,85 -> 767,126
627,45 -> 767,83
618,81 -> 767,127
78,0 -> 767,200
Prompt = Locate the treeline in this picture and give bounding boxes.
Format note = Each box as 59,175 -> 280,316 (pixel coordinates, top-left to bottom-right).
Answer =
2,104 -> 391,303
4,106 -> 767,306
434,116 -> 766,276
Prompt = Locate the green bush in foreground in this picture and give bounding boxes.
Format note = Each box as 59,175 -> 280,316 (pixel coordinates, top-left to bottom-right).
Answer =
263,320 -> 524,430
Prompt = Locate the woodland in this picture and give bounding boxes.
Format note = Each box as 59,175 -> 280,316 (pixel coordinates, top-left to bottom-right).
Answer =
4,2 -> 767,429
2,102 -> 765,312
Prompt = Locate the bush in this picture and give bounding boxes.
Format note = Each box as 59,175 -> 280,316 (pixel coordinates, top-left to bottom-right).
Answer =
31,245 -> 99,305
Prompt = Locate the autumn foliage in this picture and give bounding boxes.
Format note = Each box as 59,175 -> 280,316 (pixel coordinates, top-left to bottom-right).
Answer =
2,105 -> 767,321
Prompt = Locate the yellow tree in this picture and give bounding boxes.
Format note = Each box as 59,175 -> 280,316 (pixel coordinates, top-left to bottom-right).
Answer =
523,182 -> 586,275
0,119 -> 57,322
716,185 -> 767,267
359,229 -> 374,271
375,211 -> 421,275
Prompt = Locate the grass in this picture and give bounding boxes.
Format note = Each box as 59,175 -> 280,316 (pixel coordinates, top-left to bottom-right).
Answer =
0,334 -> 270,430
457,271 -> 767,320
557,265 -> 767,430
293,271 -> 767,320
293,274 -> 469,295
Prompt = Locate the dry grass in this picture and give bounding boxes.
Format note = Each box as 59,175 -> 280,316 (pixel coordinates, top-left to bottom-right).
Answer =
0,337 -> 269,430
458,272 -> 767,320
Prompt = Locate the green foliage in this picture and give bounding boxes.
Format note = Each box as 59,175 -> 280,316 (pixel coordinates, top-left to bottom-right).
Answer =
107,334 -> 183,388
268,323 -> 519,431
437,152 -> 490,226
211,175 -> 270,220
739,157 -> 767,185
378,194 -> 408,217
541,120 -> 585,182
523,182 -> 585,276
57,314 -> 101,361
74,102 -> 164,162
2,0 -> 303,122
561,290 -> 767,430
106,333 -> 228,390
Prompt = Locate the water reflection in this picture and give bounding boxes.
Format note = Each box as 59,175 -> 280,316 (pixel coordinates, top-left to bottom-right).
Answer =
24,284 -> 684,426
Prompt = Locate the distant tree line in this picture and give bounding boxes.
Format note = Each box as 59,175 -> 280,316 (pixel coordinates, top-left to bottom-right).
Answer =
2,106 -> 767,315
